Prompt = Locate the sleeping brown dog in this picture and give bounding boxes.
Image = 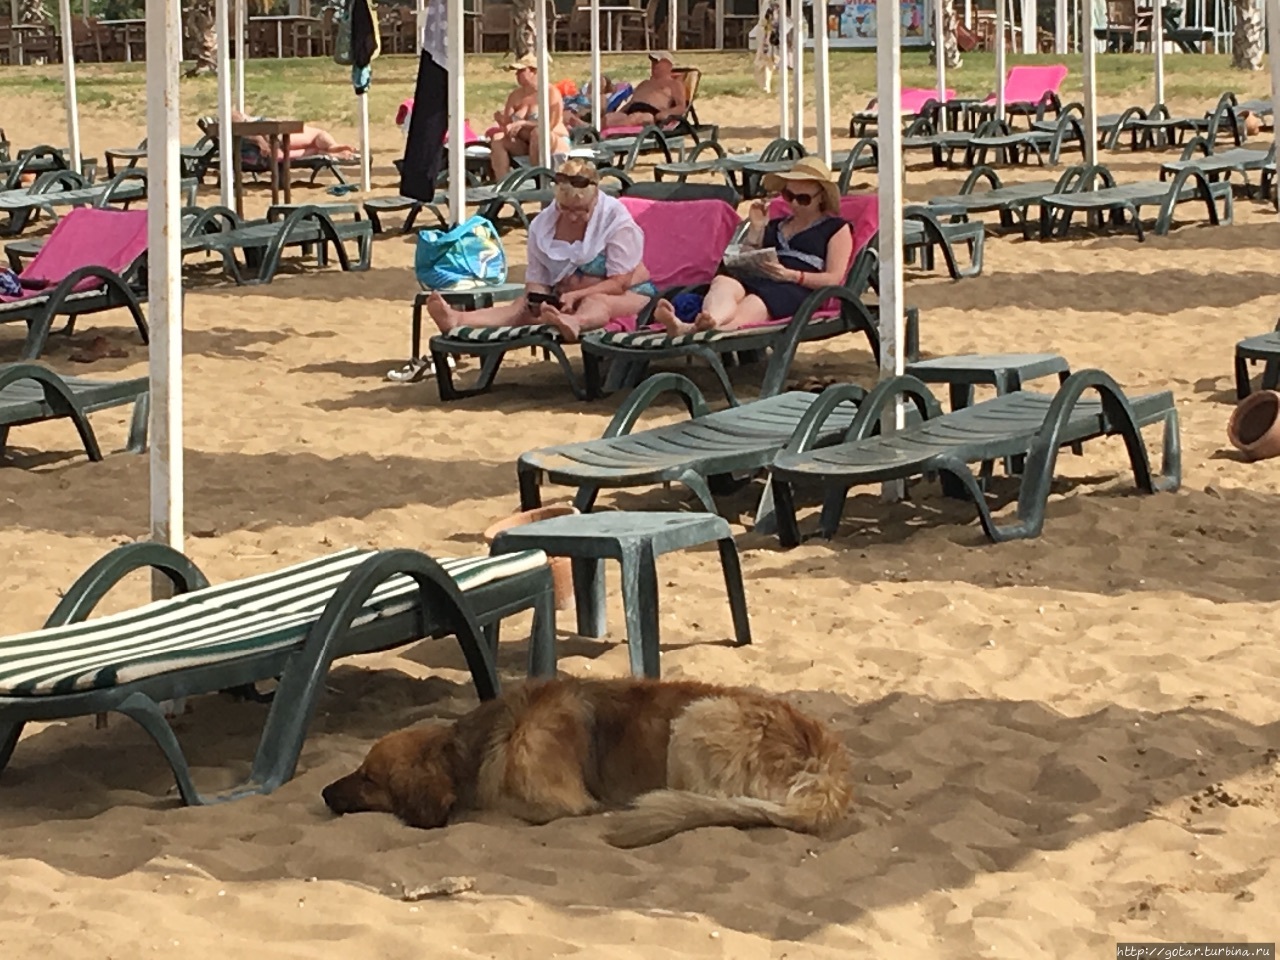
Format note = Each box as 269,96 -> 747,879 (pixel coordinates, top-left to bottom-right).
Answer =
321,676 -> 854,847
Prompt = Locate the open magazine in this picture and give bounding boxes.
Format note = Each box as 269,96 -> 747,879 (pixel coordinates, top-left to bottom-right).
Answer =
720,244 -> 781,281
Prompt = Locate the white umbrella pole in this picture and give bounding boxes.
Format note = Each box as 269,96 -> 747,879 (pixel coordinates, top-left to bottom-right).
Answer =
57,0 -> 80,175
814,0 -> 831,163
590,0 -> 602,130
235,0 -> 246,112
778,0 -> 791,140
216,0 -> 234,208
1269,0 -> 1280,221
145,0 -> 186,583
1055,0 -> 1068,52
715,0 -> 724,48
447,0 -> 465,222
358,92 -> 371,192
934,0 -> 947,131
1082,0 -> 1097,164
668,0 -> 677,51
791,0 -> 804,147
876,0 -> 904,502
1021,0 -> 1035,52
416,0 -> 427,41
995,0 -> 1007,122
1153,0 -> 1165,105
535,0 -> 552,167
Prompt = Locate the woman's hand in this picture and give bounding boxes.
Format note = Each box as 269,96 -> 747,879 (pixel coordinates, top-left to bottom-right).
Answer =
558,288 -> 588,313
759,260 -> 800,283
747,198 -> 770,230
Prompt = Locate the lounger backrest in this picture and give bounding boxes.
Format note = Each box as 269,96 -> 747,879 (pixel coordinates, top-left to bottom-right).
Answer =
619,195 -> 741,288
21,207 -> 148,287
1003,65 -> 1069,103
767,193 -> 879,260
901,87 -> 955,113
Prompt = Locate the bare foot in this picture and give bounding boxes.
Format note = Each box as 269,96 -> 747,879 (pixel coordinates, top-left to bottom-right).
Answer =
541,303 -> 582,342
653,298 -> 694,336
694,311 -> 720,332
425,292 -> 461,334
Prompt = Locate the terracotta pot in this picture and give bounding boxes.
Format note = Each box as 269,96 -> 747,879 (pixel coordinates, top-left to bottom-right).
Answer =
1227,390 -> 1280,461
483,506 -> 578,611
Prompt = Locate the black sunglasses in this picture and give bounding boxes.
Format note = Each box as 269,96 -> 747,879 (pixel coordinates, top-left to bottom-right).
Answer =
555,173 -> 596,189
781,188 -> 819,206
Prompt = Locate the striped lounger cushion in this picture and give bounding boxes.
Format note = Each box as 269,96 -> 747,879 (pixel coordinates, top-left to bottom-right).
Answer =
0,548 -> 547,697
444,324 -> 561,344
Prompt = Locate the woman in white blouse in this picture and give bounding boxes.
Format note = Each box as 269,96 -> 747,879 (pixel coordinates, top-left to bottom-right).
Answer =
425,160 -> 655,343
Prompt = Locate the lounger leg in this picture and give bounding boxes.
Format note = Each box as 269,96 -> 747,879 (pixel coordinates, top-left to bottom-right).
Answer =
1262,360 -> 1280,393
716,537 -> 752,647
818,486 -> 848,538
619,544 -> 661,679
113,691 -> 210,806
0,720 -> 25,774
676,468 -> 718,515
0,426 -> 8,459
773,479 -> 803,549
1235,356 -> 1254,399
570,557 -> 608,638
527,577 -> 558,678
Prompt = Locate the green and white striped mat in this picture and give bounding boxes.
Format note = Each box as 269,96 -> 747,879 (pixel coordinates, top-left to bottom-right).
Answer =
0,548 -> 547,697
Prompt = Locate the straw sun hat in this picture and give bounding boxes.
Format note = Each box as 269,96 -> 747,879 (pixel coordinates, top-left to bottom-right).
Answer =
761,157 -> 840,212
506,53 -> 546,71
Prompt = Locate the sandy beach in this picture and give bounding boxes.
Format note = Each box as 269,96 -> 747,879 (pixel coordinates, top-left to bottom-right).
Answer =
1,74 -> 1280,958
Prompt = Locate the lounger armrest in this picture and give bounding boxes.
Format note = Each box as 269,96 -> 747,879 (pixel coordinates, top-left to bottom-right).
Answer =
779,383 -> 870,456
45,541 -> 211,627
602,373 -> 713,439
841,374 -> 945,444
960,164 -> 1003,195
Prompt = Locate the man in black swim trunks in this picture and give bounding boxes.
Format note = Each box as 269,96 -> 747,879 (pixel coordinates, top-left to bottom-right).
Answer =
602,51 -> 688,128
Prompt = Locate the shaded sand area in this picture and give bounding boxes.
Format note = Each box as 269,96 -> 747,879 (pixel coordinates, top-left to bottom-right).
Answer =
1,69 -> 1279,958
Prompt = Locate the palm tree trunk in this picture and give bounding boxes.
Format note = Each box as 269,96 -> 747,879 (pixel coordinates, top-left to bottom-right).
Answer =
184,0 -> 218,76
18,0 -> 49,23
512,0 -> 536,57
1231,0 -> 1263,70
930,0 -> 963,68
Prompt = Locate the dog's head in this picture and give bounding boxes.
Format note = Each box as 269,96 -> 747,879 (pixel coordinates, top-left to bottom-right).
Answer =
322,725 -> 459,829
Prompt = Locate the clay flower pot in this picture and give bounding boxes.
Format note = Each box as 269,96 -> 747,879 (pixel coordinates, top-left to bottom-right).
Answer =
483,505 -> 578,611
1228,390 -> 1280,461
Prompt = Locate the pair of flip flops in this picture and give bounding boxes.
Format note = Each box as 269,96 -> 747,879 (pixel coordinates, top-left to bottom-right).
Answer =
386,355 -> 458,383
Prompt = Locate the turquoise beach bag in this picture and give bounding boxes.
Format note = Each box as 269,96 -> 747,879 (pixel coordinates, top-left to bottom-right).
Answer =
415,216 -> 508,290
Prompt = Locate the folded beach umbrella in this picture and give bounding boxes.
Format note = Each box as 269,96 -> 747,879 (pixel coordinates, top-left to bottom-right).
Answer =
347,0 -> 381,192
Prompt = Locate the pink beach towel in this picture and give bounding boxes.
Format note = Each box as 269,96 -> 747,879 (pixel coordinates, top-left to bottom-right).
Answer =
0,207 -> 148,304
597,196 -> 741,334
604,193 -> 875,337
983,65 -> 1069,107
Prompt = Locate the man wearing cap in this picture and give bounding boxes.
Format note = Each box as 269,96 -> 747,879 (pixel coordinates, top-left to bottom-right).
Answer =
602,51 -> 688,128
489,53 -> 570,177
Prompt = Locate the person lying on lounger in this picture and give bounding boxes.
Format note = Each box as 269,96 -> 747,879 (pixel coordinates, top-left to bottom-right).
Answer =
653,157 -> 853,335
230,109 -> 359,162
425,158 -> 656,343
601,51 -> 687,128
489,54 -> 571,177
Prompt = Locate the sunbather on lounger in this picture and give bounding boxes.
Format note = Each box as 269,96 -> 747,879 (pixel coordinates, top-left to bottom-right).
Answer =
231,109 -> 359,161
601,52 -> 687,128
653,157 -> 853,335
489,54 -> 572,177
425,159 -> 657,342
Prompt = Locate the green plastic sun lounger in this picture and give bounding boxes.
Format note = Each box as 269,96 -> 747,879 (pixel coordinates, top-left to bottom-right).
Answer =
1159,138 -> 1275,195
927,164 -> 1090,237
1038,164 -> 1231,240
0,362 -> 149,461
517,372 -> 865,525
768,369 -> 1180,546
0,542 -> 555,806
183,202 -> 374,285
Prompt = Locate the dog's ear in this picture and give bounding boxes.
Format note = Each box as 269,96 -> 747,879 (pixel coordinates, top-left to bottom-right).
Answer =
386,730 -> 458,829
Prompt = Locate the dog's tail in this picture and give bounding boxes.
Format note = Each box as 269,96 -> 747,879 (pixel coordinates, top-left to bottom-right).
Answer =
605,788 -> 839,849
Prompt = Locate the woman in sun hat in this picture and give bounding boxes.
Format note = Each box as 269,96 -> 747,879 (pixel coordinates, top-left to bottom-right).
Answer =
653,156 -> 853,335
425,158 -> 656,342
489,53 -> 571,177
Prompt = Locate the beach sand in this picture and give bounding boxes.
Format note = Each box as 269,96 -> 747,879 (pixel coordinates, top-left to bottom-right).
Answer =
1,86 -> 1279,958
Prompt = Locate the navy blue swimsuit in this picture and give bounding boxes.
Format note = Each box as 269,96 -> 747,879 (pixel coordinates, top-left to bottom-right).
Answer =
740,215 -> 847,320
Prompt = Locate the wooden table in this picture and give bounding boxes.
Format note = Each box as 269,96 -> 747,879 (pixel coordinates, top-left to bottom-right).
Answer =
206,119 -> 305,218
98,18 -> 146,61
250,15 -> 321,57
